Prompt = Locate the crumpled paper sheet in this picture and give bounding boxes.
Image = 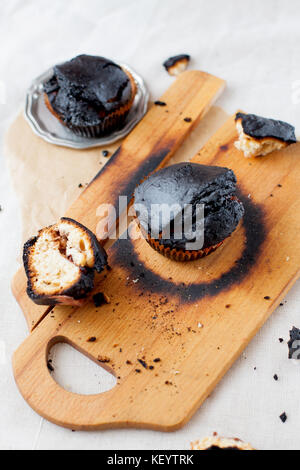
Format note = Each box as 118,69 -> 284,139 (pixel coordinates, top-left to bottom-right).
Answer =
5,105 -> 228,243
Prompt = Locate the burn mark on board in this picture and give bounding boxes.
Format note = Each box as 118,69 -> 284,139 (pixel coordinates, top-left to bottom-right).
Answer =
110,191 -> 266,303
88,143 -> 176,216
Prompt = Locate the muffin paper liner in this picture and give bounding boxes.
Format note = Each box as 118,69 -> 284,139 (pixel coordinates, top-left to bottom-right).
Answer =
146,234 -> 224,262
44,69 -> 137,138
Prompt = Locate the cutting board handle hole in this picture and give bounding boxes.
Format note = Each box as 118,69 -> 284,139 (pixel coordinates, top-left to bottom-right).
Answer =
48,342 -> 117,396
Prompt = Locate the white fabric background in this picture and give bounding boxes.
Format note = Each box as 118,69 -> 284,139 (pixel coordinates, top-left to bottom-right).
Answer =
0,0 -> 300,450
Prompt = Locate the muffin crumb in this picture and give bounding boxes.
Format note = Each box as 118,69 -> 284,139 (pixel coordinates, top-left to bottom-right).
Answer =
280,412 -> 287,423
154,101 -> 167,107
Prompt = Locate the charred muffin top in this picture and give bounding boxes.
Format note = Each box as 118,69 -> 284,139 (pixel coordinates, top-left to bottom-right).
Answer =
134,163 -> 244,256
191,436 -> 255,451
44,54 -> 136,129
163,54 -> 191,76
235,112 -> 296,158
23,218 -> 108,307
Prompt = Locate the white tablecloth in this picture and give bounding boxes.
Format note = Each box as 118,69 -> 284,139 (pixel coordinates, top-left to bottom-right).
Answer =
1,0 -> 300,450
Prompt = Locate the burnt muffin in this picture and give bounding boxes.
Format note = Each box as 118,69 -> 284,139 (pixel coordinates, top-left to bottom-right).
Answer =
134,163 -> 244,261
191,436 -> 255,451
163,54 -> 191,76
23,218 -> 108,306
44,55 -> 137,137
235,112 -> 296,158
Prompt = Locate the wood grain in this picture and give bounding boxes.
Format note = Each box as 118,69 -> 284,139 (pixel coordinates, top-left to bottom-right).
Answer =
11,70 -> 225,330
13,114 -> 300,431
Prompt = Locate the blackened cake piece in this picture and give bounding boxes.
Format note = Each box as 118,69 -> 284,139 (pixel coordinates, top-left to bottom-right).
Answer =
288,327 -> 300,359
163,54 -> 190,76
191,436 -> 254,451
235,112 -> 296,158
44,55 -> 137,137
134,163 -> 244,261
23,218 -> 108,306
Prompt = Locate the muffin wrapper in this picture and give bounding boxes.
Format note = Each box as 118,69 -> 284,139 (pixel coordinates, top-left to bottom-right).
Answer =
146,235 -> 224,262
67,107 -> 132,138
44,68 -> 137,138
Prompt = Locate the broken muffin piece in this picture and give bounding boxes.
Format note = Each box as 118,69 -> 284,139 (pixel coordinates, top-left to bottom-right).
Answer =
288,327 -> 300,360
23,218 -> 108,306
235,112 -> 296,158
163,54 -> 190,76
191,436 -> 254,451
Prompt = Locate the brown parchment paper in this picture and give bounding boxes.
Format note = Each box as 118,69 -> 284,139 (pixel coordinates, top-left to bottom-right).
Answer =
4,106 -> 228,245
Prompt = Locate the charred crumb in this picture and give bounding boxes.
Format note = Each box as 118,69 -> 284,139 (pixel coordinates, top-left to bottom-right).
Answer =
87,337 -> 97,343
184,117 -> 192,123
279,338 -> 284,343
78,184 -> 83,188
165,380 -> 172,386
135,369 -> 141,374
126,360 -> 132,365
154,101 -> 167,107
102,150 -> 110,158
280,412 -> 287,423
264,296 -> 271,300
47,360 -> 54,372
153,358 -> 161,363
149,366 -> 154,370
225,304 -> 231,309
138,359 -> 148,369
93,292 -> 110,307
278,184 -> 282,188
288,327 -> 300,359
274,374 -> 279,381
98,356 -> 110,364
280,303 -> 284,307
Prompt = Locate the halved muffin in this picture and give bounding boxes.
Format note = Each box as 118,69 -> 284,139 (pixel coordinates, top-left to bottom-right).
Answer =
134,163 -> 244,261
23,218 -> 108,306
235,112 -> 296,158
44,55 -> 137,137
191,436 -> 254,451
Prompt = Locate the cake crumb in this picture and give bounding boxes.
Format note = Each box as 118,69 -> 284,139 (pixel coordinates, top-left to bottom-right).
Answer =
154,101 -> 167,107
87,337 -> 97,343
280,412 -> 287,423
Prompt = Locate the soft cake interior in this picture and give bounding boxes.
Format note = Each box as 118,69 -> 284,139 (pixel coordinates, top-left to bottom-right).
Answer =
167,58 -> 189,76
191,436 -> 253,451
28,220 -> 95,296
235,119 -> 287,158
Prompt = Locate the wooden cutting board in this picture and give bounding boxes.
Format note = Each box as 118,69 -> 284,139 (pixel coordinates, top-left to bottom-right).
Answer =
12,70 -> 225,331
12,78 -> 300,432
